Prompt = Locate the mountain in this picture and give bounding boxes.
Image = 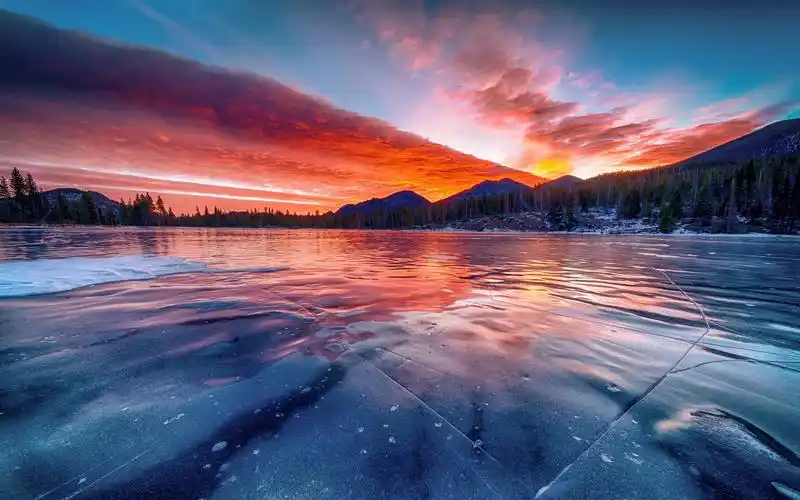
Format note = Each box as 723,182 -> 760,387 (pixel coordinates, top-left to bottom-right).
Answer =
336,190 -> 430,216
677,118 -> 800,166
42,188 -> 122,215
540,175 -> 582,189
440,178 -> 534,204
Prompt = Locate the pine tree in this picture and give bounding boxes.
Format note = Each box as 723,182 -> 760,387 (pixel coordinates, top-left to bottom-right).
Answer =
564,204 -> 578,231
57,193 -> 71,222
578,191 -> 589,213
81,192 -> 99,225
25,173 -> 38,197
0,176 -> 9,198
156,195 -> 166,216
10,167 -> 26,200
670,190 -> 683,219
547,203 -> 565,231
659,202 -> 675,233
24,172 -> 43,218
790,172 -> 800,232
641,197 -> 652,219
726,178 -> 738,233
621,189 -> 641,218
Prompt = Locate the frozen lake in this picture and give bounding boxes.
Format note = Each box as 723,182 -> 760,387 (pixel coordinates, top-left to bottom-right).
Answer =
1,228 -> 799,499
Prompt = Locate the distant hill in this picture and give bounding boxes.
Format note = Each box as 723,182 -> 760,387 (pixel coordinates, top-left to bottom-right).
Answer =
677,118 -> 800,166
440,178 -> 535,204
42,188 -> 122,215
539,175 -> 583,189
337,190 -> 430,216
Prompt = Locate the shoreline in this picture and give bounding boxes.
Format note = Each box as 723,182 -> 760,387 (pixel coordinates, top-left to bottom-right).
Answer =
1,223 -> 798,238
422,228 -> 800,238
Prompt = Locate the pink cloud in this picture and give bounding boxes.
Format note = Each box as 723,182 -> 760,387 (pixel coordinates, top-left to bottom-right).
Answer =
349,0 -> 461,71
351,1 -> 797,179
520,101 -> 798,172
390,35 -> 442,70
692,96 -> 751,123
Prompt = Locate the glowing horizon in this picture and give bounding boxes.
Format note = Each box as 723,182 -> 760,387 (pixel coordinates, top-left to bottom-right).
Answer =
0,3 -> 798,212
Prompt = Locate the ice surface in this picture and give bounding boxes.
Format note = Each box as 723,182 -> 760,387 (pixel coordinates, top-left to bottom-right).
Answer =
0,255 -> 207,297
0,228 -> 798,500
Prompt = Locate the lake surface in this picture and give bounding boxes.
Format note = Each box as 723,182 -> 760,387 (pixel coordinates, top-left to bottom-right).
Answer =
1,227 -> 799,500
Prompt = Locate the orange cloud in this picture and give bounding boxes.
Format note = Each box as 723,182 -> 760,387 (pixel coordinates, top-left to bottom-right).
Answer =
519,101 -> 798,172
0,10 -> 543,213
354,1 -> 798,179
531,156 -> 573,179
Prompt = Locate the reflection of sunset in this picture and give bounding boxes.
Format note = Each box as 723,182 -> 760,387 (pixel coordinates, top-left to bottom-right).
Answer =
0,229 -> 704,379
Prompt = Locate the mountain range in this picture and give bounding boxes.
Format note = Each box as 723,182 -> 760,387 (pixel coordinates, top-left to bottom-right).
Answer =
6,118 -> 798,220
334,119 -> 800,215
441,178 -> 534,203
675,118 -> 800,166
41,188 -> 121,213
336,190 -> 430,216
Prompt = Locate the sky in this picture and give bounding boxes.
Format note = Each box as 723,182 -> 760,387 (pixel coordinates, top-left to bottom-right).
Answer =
0,0 -> 798,213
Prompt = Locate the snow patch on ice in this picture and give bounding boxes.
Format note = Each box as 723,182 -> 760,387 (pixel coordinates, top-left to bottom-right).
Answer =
162,413 -> 186,425
0,255 -> 208,297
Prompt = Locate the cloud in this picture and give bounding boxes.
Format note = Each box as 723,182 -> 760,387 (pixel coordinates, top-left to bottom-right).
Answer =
621,100 -> 799,165
0,9 -> 544,211
460,82 -> 579,128
520,101 -> 799,171
352,2 -> 797,179
348,0 -> 461,71
567,70 -> 614,91
524,108 -> 655,156
692,96 -> 751,123
441,12 -> 570,129
352,2 -> 583,171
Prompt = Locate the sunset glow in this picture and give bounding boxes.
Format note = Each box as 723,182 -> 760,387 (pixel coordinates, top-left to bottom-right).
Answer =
0,2 -> 798,212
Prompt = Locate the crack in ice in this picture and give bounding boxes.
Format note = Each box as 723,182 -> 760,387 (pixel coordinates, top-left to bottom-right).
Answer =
61,449 -> 150,500
356,355 -> 526,500
533,266 -> 711,498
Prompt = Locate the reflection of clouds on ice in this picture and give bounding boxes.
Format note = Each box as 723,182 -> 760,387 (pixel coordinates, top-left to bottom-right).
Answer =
1,229 -> 799,499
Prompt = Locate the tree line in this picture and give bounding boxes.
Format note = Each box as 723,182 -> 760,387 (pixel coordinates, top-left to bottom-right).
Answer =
2,156 -> 799,233
572,156 -> 800,233
0,167 -> 48,223
0,167 -> 174,226
315,155 -> 800,234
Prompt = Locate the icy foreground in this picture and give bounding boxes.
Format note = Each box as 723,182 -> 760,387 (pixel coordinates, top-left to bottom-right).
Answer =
0,228 -> 799,499
0,255 -> 207,297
